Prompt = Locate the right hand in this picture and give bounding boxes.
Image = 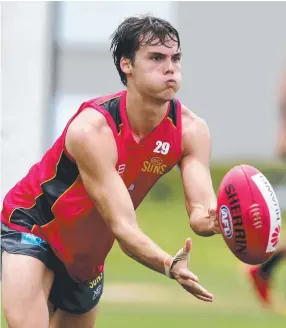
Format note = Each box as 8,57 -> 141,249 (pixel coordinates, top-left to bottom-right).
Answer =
170,238 -> 214,302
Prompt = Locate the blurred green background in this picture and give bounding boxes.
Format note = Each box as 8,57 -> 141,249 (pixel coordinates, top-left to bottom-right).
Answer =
1,163 -> 286,327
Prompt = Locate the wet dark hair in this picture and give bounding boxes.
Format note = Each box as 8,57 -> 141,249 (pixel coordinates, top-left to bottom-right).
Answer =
110,15 -> 181,86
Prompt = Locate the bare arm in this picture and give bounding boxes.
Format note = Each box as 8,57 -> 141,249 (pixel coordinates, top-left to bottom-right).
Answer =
66,109 -> 173,275
65,108 -> 213,301
180,109 -> 219,237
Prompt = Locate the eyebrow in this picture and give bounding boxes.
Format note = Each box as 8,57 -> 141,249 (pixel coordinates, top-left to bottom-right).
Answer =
147,51 -> 182,57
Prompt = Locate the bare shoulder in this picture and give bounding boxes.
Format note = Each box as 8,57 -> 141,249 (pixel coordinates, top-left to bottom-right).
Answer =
67,108 -> 112,139
66,108 -> 117,163
181,105 -> 211,155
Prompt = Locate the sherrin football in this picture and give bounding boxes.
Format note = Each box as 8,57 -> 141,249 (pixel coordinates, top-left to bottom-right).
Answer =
217,165 -> 282,265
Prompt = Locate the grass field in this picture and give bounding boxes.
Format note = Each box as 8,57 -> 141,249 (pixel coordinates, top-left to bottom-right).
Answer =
1,164 -> 286,327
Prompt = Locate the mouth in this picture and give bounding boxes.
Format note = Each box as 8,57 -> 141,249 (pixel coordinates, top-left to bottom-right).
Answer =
165,79 -> 177,87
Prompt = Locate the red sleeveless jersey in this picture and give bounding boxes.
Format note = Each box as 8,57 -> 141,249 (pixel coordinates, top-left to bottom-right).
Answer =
1,90 -> 182,281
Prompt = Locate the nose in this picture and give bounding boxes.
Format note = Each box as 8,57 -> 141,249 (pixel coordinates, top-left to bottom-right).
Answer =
164,58 -> 175,75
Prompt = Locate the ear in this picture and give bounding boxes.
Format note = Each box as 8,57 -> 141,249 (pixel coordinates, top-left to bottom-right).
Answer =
120,57 -> 133,75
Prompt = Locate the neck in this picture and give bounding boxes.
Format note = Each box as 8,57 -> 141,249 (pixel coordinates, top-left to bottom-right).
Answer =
125,88 -> 169,140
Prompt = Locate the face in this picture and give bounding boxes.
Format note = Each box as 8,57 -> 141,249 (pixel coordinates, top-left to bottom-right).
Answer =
121,38 -> 182,102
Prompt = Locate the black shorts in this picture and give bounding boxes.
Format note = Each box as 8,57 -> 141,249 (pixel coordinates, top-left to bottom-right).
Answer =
1,222 -> 104,315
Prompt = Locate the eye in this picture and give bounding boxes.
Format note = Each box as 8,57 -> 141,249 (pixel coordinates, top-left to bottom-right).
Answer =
172,55 -> 181,63
151,55 -> 163,61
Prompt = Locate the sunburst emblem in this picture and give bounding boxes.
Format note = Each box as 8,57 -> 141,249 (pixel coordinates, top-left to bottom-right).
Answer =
271,225 -> 281,248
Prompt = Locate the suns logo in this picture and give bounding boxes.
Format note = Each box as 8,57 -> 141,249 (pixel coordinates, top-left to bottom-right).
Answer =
141,157 -> 167,175
89,272 -> 103,289
219,205 -> 233,239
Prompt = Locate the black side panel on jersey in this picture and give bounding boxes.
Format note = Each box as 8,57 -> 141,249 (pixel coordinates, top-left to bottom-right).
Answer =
10,152 -> 79,229
100,97 -> 122,133
168,99 -> 177,127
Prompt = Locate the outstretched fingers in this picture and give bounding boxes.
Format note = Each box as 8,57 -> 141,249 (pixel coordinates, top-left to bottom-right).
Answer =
193,294 -> 214,302
179,268 -> 199,282
181,279 -> 214,302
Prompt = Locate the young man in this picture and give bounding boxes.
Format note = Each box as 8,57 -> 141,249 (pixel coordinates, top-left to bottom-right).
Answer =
1,16 -> 220,328
247,69 -> 286,307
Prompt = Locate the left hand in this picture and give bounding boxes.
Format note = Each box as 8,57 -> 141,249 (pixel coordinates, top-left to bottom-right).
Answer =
208,208 -> 221,234
170,238 -> 214,302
